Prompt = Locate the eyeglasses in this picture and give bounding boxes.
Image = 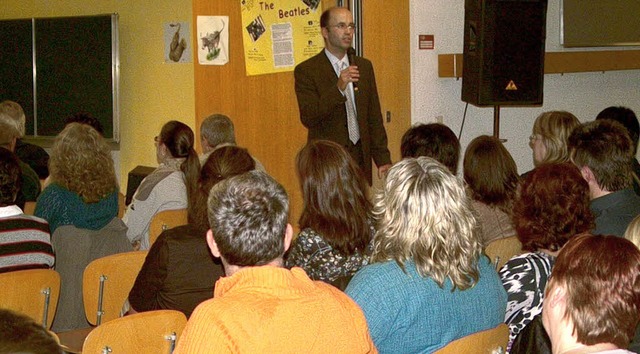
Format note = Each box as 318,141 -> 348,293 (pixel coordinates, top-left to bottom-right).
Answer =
529,134 -> 543,142
328,23 -> 357,31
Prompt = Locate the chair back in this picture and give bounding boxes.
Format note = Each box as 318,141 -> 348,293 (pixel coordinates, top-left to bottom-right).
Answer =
51,218 -> 132,332
485,236 -> 523,270
0,269 -> 61,329
149,209 -> 188,246
83,250 -> 148,326
118,191 -> 126,218
23,201 -> 37,215
82,310 -> 187,354
435,323 -> 509,354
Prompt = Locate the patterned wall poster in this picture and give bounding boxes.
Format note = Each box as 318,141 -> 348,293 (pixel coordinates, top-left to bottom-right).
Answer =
241,0 -> 323,76
197,16 -> 229,65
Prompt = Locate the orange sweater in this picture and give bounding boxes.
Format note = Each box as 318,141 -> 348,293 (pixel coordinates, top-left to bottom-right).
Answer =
175,266 -> 377,354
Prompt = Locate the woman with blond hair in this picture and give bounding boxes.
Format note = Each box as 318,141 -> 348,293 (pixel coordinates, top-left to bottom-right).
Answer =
345,157 -> 507,353
285,140 -> 373,289
35,123 -> 119,233
528,111 -> 580,168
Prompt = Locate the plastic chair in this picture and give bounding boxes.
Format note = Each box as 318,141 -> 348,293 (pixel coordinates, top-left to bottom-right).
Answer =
148,209 -> 188,246
23,201 -> 37,215
83,250 -> 148,326
82,310 -> 187,354
485,236 -> 523,270
435,323 -> 509,354
0,269 -> 61,329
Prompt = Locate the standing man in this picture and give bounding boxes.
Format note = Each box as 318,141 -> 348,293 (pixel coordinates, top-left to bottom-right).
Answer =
294,7 -> 391,184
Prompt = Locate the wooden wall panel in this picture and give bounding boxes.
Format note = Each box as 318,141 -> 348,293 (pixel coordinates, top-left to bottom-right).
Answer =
192,0 -> 408,230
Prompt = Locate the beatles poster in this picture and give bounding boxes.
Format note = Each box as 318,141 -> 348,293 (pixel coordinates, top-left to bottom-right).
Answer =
241,0 -> 323,76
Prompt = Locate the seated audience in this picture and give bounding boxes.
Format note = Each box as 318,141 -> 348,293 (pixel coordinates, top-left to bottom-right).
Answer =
0,309 -> 62,354
400,123 -> 460,174
123,120 -> 200,250
596,106 -> 640,196
500,163 -> 594,349
199,113 -> 265,171
285,140 -> 373,289
175,171 -> 376,353
0,147 -> 53,273
0,100 -> 49,178
345,157 -> 507,353
128,146 -> 254,317
525,111 -> 580,175
463,135 -> 519,246
568,119 -> 640,237
0,119 -> 40,210
34,123 -> 118,234
543,234 -> 640,354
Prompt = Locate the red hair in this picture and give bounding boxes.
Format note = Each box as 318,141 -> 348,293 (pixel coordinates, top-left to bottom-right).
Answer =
512,163 -> 593,251
551,234 -> 640,347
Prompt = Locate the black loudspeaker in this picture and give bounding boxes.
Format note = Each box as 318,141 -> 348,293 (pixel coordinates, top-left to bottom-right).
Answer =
462,0 -> 548,106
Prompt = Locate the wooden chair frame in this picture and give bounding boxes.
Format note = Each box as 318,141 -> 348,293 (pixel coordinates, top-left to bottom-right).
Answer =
82,310 -> 187,354
148,209 -> 188,246
0,269 -> 60,329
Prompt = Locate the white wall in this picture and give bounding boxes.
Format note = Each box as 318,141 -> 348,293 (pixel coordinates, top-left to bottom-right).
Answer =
410,0 -> 640,174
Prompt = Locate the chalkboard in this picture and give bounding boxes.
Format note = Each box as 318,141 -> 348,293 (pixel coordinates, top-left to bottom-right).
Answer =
562,0 -> 640,47
0,14 -> 119,140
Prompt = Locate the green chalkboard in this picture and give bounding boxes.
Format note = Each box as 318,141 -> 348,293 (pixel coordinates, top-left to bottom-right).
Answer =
0,14 -> 118,140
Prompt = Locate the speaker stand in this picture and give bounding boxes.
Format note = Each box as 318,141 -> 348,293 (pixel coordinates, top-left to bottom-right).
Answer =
493,105 -> 501,139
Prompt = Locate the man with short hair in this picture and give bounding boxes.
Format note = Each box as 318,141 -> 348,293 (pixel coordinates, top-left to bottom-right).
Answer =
0,118 -> 41,210
175,171 -> 376,353
400,123 -> 460,174
294,7 -> 391,185
568,119 -> 640,237
0,147 -> 53,273
596,106 -> 640,196
0,100 -> 49,179
199,113 -> 265,171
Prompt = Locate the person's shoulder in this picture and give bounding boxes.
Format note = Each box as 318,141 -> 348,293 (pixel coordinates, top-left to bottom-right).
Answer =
295,51 -> 325,70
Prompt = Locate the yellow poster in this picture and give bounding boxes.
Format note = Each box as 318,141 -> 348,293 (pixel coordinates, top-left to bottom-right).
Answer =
241,0 -> 323,76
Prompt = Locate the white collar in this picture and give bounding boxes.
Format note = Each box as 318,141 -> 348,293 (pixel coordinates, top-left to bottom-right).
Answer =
0,205 -> 24,218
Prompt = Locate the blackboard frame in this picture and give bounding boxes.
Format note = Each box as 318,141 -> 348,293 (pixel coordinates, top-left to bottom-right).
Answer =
0,14 -> 120,143
561,0 -> 640,47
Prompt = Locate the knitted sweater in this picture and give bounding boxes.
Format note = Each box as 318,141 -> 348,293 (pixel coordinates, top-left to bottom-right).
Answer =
175,266 -> 377,354
0,205 -> 54,273
346,256 -> 507,354
34,183 -> 118,234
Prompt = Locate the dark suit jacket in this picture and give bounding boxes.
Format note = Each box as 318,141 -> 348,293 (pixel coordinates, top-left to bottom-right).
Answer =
294,51 -> 391,183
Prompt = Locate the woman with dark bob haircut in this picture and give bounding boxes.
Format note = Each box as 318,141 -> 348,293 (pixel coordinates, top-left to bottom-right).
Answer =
285,140 -> 373,288
500,162 -> 594,349
464,135 -> 519,246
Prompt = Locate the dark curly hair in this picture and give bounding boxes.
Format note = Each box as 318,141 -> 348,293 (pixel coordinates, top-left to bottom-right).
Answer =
513,162 -> 594,252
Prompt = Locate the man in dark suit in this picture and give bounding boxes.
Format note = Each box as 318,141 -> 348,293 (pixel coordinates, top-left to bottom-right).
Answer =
294,6 -> 391,184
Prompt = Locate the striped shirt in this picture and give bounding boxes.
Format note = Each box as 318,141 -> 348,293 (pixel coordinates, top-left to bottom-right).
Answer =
0,205 -> 54,273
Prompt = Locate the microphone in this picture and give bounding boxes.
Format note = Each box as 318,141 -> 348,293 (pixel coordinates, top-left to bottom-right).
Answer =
347,47 -> 358,92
